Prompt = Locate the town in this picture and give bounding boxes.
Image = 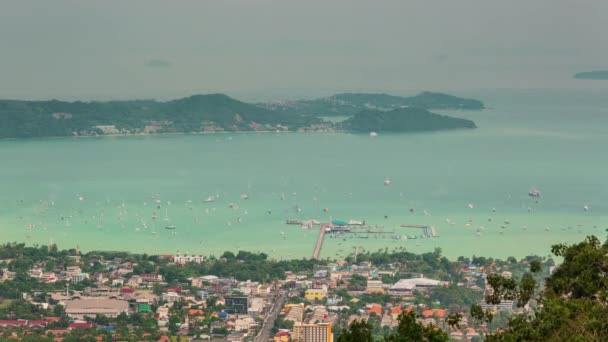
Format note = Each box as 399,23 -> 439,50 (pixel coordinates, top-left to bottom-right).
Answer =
0,242 -> 553,342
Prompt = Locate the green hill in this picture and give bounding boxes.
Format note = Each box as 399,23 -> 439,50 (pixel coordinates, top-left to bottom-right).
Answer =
340,107 -> 476,132
0,94 -> 323,139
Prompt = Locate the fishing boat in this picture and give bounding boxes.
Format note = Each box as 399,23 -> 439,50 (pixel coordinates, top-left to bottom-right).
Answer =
203,196 -> 216,202
165,225 -> 176,230
528,188 -> 541,197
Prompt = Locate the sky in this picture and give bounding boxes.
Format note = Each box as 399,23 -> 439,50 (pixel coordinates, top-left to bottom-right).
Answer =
1,0 -> 607,101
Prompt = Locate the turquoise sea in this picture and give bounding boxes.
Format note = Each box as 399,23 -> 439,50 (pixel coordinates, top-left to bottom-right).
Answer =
1,88 -> 607,260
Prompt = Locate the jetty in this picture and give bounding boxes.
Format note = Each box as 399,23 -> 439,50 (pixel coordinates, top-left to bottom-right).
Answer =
400,224 -> 439,238
312,224 -> 328,260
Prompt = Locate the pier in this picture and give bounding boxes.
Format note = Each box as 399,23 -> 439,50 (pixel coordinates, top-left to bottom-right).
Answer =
312,224 -> 328,260
400,224 -> 438,238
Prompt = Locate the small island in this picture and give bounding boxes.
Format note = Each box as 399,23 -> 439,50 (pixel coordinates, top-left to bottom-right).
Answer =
340,107 -> 476,132
573,71 -> 608,80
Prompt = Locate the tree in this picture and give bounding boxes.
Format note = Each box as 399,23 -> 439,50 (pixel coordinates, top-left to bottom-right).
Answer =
481,235 -> 608,341
337,319 -> 373,342
168,314 -> 181,335
385,312 -> 449,342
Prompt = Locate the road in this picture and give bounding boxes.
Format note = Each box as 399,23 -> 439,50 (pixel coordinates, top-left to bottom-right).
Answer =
255,289 -> 287,342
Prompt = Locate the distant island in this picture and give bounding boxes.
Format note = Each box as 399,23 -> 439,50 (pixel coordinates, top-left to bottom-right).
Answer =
340,107 -> 476,132
0,92 -> 480,139
573,71 -> 608,80
259,91 -> 484,117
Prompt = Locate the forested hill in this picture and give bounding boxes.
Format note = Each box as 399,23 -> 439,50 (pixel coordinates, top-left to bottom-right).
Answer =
340,107 -> 477,132
259,91 -> 484,117
0,94 -> 324,139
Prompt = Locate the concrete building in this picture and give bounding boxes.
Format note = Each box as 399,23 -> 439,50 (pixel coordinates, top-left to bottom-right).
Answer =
162,292 -> 181,303
292,323 -> 333,342
225,296 -> 249,314
70,273 -> 89,283
366,279 -> 384,294
388,277 -> 445,296
305,289 -> 326,301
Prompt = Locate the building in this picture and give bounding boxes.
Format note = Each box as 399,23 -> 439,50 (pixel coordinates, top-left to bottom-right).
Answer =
274,331 -> 291,342
70,273 -> 90,283
292,323 -> 333,342
173,252 -> 204,264
388,277 -> 445,296
366,279 -> 384,293
305,289 -> 326,301
161,292 -> 181,303
284,304 -> 304,323
64,298 -> 129,319
225,296 -> 249,314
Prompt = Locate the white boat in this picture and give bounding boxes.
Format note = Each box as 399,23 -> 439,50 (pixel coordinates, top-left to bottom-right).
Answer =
528,188 -> 541,197
348,220 -> 363,225
203,196 -> 216,202
583,205 -> 589,211
383,178 -> 391,186
240,194 -> 249,200
370,132 -> 378,137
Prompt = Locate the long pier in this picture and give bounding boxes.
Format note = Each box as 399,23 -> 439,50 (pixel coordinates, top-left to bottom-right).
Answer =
312,224 -> 328,260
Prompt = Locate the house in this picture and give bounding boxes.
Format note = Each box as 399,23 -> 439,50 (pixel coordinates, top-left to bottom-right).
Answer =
366,304 -> 382,316
127,276 -> 142,287
161,292 -> 181,303
226,333 -> 246,342
390,306 -> 403,320
422,309 -> 447,319
157,306 -> 170,321
139,273 -> 163,283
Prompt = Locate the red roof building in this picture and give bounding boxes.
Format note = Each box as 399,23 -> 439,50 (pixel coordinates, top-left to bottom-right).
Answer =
69,322 -> 94,330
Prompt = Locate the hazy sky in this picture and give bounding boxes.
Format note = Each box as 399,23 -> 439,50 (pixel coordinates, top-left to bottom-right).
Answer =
1,0 -> 607,100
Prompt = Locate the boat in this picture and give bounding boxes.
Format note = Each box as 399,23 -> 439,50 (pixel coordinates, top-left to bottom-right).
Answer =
203,196 -> 216,202
348,220 -> 363,226
370,131 -> 378,137
331,220 -> 348,226
240,194 -> 249,200
383,178 -> 391,186
528,188 -> 541,197
165,225 -> 176,230
583,205 -> 589,211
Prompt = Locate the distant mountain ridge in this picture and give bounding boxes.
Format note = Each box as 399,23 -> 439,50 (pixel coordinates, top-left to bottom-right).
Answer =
259,91 -> 484,117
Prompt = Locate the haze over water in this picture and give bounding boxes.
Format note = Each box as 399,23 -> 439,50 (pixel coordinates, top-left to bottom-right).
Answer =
1,88 -> 606,260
